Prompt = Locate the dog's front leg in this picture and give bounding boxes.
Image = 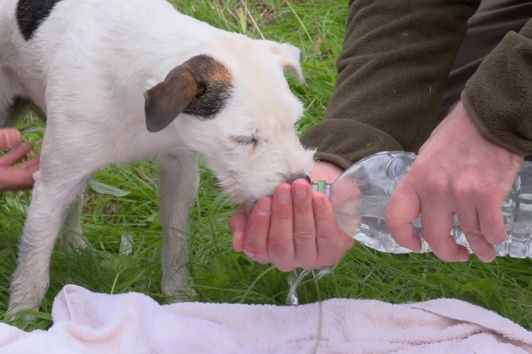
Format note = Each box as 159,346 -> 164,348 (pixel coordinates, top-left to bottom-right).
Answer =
8,147 -> 93,315
159,150 -> 199,300
61,194 -> 88,252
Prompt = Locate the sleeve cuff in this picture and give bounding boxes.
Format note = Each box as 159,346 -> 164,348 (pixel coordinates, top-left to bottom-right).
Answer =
301,118 -> 404,169
462,22 -> 532,155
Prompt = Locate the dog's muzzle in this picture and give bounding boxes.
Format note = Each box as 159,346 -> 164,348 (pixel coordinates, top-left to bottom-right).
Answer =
284,172 -> 311,185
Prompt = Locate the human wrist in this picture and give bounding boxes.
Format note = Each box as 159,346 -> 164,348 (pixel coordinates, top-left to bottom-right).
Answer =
309,160 -> 344,184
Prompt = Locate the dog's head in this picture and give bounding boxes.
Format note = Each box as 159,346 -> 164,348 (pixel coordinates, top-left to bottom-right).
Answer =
144,37 -> 315,203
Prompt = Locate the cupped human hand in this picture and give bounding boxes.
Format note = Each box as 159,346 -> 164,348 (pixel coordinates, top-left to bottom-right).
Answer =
230,161 -> 354,271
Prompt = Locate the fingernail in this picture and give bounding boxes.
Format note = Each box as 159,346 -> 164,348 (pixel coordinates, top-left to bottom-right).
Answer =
293,183 -> 307,201
277,188 -> 290,205
3,129 -> 20,148
233,232 -> 243,251
4,131 -> 11,148
257,198 -> 272,216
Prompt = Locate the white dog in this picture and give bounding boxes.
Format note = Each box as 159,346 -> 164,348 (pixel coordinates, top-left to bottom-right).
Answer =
0,0 -> 315,314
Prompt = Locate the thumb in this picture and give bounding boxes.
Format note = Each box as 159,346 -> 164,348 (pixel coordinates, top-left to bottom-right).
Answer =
385,180 -> 422,251
0,129 -> 22,150
0,169 -> 36,191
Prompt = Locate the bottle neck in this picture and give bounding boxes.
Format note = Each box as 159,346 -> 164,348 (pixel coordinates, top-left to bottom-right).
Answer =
312,181 -> 332,196
312,180 -> 389,220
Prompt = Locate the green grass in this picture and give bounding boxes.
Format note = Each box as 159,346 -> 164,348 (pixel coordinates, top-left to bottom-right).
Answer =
1,0 -> 530,332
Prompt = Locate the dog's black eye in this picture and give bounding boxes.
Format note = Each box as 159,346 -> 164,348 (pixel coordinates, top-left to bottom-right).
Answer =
233,135 -> 258,145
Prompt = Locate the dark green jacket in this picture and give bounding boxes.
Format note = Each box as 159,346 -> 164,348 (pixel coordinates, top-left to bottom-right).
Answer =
302,0 -> 532,168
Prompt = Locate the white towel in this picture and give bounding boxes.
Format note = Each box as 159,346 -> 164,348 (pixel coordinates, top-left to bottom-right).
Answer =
0,284 -> 529,354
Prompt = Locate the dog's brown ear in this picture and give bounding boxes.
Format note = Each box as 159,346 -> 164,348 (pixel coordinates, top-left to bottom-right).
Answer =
145,55 -> 233,132
144,64 -> 200,132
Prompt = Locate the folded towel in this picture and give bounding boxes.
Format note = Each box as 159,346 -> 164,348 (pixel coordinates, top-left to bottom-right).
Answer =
0,284 -> 529,353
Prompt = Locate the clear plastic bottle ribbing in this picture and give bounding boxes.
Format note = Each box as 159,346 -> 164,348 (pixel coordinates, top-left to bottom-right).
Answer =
287,151 -> 532,306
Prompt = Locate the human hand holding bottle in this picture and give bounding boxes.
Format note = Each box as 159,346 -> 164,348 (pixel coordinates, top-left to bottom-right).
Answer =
386,102 -> 523,262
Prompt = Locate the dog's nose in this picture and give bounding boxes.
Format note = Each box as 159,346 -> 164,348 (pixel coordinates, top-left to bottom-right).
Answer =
284,172 -> 311,185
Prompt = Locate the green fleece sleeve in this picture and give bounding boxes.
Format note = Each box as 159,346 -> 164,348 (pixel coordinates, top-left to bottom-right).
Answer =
462,19 -> 532,156
301,0 -> 480,169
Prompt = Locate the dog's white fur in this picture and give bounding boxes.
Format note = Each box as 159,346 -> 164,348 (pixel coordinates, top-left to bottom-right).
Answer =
0,0 -> 314,314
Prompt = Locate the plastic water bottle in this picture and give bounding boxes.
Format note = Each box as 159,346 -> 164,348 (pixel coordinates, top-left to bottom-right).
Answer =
312,151 -> 532,259
286,151 -> 531,305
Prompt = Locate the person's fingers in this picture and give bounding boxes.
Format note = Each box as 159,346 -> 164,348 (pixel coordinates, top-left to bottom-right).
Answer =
0,169 -> 36,191
455,204 -> 496,263
229,206 -> 248,252
242,197 -> 272,263
420,202 -> 469,262
268,184 -> 295,272
0,143 -> 33,166
385,181 -> 422,251
313,192 -> 339,267
476,198 -> 508,246
0,129 -> 22,150
20,155 -> 40,171
291,179 -> 317,270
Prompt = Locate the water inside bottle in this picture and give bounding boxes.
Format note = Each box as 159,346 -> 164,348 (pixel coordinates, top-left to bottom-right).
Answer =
510,192 -> 532,258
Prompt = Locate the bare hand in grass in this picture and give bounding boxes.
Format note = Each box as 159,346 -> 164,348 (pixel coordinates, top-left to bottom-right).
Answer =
0,128 -> 40,191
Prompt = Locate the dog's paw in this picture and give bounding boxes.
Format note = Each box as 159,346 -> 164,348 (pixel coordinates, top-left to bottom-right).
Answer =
162,286 -> 197,303
6,296 -> 41,321
8,271 -> 48,319
61,231 -> 88,253
7,284 -> 43,315
162,274 -> 196,302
